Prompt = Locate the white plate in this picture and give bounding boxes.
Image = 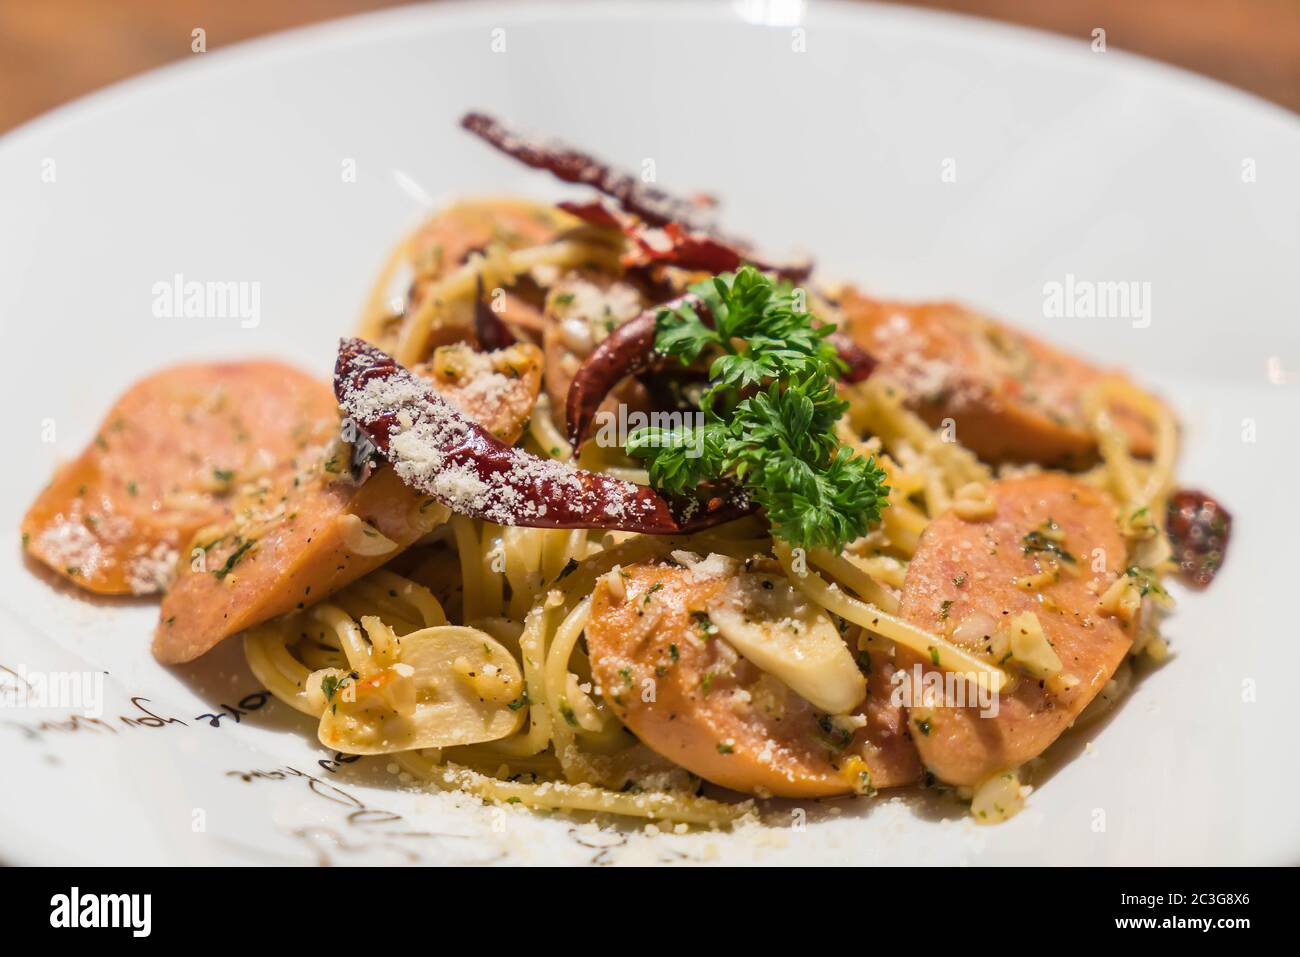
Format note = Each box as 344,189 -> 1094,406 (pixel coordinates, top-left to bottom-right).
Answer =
1,0 -> 1297,866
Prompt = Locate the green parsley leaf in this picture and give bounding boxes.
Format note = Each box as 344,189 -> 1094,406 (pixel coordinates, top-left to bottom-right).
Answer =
628,266 -> 888,552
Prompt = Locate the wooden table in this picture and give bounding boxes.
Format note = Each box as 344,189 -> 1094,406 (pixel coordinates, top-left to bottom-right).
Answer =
1,0 -> 1296,134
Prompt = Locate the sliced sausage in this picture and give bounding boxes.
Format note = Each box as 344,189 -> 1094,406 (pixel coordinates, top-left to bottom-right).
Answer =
154,467 -> 438,665
839,290 -> 1155,467
22,362 -> 336,595
858,649 -> 925,791
896,474 -> 1135,785
368,199 -> 569,358
406,198 -> 565,296
586,561 -> 920,798
152,346 -> 542,664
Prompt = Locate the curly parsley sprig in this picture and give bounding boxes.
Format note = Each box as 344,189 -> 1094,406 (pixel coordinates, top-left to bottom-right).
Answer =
654,266 -> 841,410
627,266 -> 889,552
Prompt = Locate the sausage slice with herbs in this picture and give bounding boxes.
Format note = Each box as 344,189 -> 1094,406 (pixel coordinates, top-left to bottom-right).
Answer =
840,291 -> 1155,467
152,345 -> 543,664
586,559 -> 920,798
896,474 -> 1136,786
22,361 -> 336,596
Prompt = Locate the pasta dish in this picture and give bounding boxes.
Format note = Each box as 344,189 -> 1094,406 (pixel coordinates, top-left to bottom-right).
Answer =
21,114 -> 1231,829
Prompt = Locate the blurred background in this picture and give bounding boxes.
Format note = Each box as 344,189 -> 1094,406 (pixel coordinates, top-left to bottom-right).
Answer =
1,0 -> 1297,133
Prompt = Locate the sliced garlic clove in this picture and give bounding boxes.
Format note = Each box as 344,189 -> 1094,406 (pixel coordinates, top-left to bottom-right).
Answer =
337,513 -> 400,556
317,625 -> 525,754
970,769 -> 1027,824
707,573 -> 866,715
1003,611 -> 1062,680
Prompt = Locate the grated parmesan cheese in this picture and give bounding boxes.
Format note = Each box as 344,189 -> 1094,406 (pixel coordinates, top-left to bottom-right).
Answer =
338,349 -> 658,528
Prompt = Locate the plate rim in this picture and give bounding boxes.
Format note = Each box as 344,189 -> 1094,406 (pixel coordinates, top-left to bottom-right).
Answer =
2,0 -> 1297,160
1,0 -> 1295,866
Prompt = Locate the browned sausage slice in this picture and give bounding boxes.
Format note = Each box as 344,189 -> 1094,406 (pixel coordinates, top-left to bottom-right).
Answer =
840,290 -> 1155,467
152,345 -> 542,664
367,199 -> 570,358
406,198 -> 565,288
21,361 -> 336,595
897,474 -> 1135,785
153,466 -> 437,664
586,561 -> 920,798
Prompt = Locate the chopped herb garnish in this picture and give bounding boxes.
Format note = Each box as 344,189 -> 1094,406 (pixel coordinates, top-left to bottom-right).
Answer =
1021,529 -> 1075,563
626,266 -> 889,551
213,539 -> 256,580
1126,565 -> 1169,599
815,715 -> 852,751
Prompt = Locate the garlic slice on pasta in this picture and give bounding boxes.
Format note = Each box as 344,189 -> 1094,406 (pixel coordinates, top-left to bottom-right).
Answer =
337,513 -> 400,557
707,573 -> 865,715
317,625 -> 525,754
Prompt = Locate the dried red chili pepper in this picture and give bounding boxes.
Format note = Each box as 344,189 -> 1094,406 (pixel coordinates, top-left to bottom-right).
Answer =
556,199 -> 623,230
334,337 -> 749,533
462,112 -> 711,229
473,274 -> 517,351
559,197 -> 811,282
565,296 -> 699,448
461,112 -> 812,281
1166,488 -> 1231,588
826,332 -> 878,383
